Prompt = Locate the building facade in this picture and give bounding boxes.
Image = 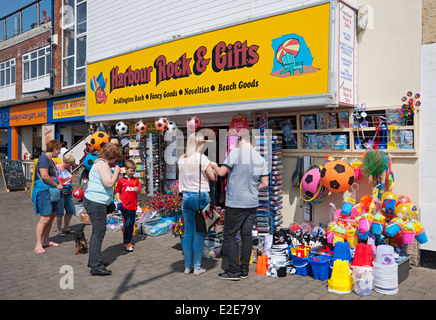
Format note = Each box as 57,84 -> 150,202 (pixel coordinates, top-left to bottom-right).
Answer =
0,0 -> 88,165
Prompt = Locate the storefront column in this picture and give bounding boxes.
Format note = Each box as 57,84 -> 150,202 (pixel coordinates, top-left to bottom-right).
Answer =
8,126 -> 19,160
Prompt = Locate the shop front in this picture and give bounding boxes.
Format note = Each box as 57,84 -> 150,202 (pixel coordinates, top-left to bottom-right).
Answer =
47,93 -> 89,149
83,0 -> 430,290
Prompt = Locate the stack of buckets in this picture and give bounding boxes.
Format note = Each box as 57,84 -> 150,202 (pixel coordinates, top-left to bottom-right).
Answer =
373,245 -> 398,295
328,242 -> 353,294
350,243 -> 374,296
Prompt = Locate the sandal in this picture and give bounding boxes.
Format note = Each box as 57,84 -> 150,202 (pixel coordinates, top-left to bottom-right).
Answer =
33,247 -> 46,254
43,242 -> 61,248
63,229 -> 75,234
56,232 -> 66,237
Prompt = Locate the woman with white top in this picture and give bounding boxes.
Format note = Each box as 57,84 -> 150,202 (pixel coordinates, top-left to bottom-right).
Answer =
83,143 -> 121,276
177,132 -> 216,276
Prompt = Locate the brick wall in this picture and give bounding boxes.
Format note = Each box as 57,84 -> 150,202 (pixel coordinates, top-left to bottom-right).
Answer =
0,0 -> 85,107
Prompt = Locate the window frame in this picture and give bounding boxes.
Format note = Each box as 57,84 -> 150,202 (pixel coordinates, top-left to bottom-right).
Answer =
22,46 -> 51,93
0,58 -> 16,101
61,0 -> 87,89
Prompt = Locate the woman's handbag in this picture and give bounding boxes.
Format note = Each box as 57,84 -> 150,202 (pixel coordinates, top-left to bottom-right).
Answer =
37,159 -> 61,202
195,155 -> 220,233
37,172 -> 61,202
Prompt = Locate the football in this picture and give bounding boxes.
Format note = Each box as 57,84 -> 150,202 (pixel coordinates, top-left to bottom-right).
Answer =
186,116 -> 201,132
83,152 -> 98,171
135,120 -> 147,134
90,131 -> 109,151
115,121 -> 129,134
301,167 -> 322,199
167,121 -> 178,132
320,160 -> 355,193
155,117 -> 168,131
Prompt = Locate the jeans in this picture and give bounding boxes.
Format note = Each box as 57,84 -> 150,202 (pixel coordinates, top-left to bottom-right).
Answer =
223,206 -> 257,274
56,193 -> 75,217
121,209 -> 136,245
182,191 -> 209,270
36,190 -> 58,216
83,197 -> 107,270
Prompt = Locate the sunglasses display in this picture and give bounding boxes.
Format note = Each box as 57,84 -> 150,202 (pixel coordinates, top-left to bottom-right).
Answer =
255,134 -> 284,234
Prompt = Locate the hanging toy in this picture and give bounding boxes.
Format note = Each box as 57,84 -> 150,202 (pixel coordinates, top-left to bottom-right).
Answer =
320,159 -> 355,193
300,164 -> 327,204
135,120 -> 147,134
73,188 -> 84,199
400,91 -> 421,122
115,121 -> 129,135
167,121 -> 178,133
155,117 -> 169,131
350,158 -> 362,180
186,116 -> 201,132
90,131 -> 109,151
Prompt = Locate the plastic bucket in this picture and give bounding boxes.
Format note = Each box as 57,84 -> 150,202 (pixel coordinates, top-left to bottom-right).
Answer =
371,221 -> 384,235
375,245 -> 395,266
293,256 -> 311,276
415,229 -> 428,244
385,222 -> 402,237
353,275 -> 374,296
309,256 -> 331,280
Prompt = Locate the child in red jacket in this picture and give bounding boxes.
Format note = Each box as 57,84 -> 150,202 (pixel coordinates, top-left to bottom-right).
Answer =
115,160 -> 141,252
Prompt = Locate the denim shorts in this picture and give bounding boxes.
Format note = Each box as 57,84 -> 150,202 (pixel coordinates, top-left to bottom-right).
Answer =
56,193 -> 75,217
36,190 -> 58,216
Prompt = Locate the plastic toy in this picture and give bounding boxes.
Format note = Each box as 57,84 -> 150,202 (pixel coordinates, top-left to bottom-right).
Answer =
167,121 -> 178,132
381,191 -> 398,214
400,91 -> 421,121
186,116 -> 201,132
328,259 -> 353,294
90,131 -> 109,151
135,120 -> 147,134
300,164 -> 327,203
73,188 -> 84,199
341,198 -> 355,216
401,222 -> 415,245
320,160 -> 355,193
387,125 -> 396,149
394,203 -> 412,220
155,117 -> 168,131
385,217 -> 405,237
83,152 -> 98,171
115,121 -> 129,135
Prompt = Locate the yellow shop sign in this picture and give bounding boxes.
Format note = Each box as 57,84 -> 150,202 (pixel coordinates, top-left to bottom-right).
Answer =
87,3 -> 330,117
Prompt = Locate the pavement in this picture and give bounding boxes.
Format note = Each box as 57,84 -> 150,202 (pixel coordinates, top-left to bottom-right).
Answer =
1,187 -> 436,307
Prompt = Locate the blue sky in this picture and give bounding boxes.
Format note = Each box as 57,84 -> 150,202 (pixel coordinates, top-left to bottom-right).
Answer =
0,0 -> 38,18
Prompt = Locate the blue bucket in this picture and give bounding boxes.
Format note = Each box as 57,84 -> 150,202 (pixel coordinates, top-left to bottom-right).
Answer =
309,256 -> 331,281
293,256 -> 311,277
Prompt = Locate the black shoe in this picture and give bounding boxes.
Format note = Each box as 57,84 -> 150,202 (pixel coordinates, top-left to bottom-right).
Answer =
218,272 -> 240,281
240,270 -> 249,279
90,267 -> 112,276
88,261 -> 109,268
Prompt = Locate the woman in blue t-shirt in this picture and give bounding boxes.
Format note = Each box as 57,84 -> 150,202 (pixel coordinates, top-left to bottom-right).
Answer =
31,140 -> 63,254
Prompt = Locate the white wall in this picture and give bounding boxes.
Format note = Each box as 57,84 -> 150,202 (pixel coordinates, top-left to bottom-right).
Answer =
87,0 -> 343,63
420,43 -> 436,252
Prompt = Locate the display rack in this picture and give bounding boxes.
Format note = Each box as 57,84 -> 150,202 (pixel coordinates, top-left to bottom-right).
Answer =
144,132 -> 165,196
255,134 -> 270,234
270,135 -> 284,232
128,140 -> 145,190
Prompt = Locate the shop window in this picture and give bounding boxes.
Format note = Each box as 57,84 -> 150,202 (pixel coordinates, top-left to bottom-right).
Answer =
0,58 -> 16,101
22,46 -> 51,93
62,0 -> 87,88
258,108 -> 417,155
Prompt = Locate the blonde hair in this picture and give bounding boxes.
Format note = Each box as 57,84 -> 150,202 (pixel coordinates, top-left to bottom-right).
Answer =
63,155 -> 75,164
183,132 -> 205,158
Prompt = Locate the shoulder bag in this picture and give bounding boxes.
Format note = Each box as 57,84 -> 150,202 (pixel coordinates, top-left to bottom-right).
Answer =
195,154 -> 220,233
37,158 -> 61,202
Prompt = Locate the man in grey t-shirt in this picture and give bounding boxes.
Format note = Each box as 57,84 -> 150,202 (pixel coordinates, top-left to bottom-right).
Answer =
211,133 -> 269,280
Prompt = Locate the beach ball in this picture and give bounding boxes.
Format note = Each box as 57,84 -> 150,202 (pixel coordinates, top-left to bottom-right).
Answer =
155,117 -> 168,131
187,116 -> 201,132
394,203 -> 413,220
83,153 -> 98,171
320,160 -> 355,193
135,120 -> 147,134
73,188 -> 84,199
90,131 -> 109,151
115,121 -> 129,135
301,167 -> 322,199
